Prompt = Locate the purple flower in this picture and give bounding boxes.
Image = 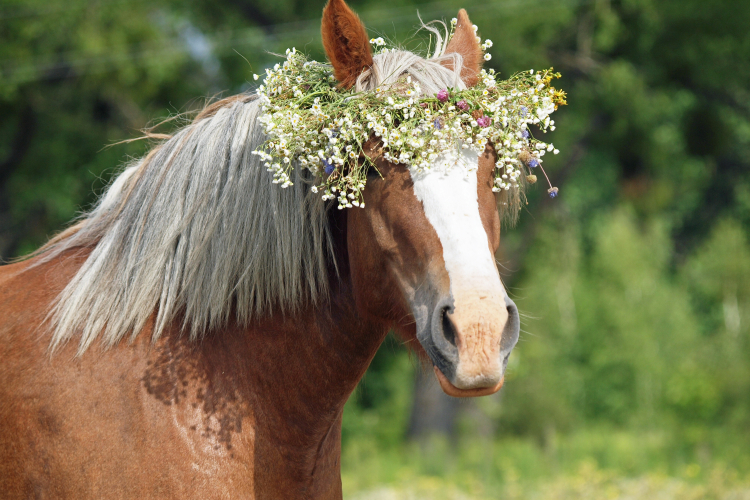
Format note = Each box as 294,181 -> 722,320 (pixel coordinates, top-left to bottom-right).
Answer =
522,129 -> 530,138
476,116 -> 490,128
520,106 -> 528,117
433,118 -> 443,130
322,159 -> 335,175
457,100 -> 469,111
437,89 -> 449,102
528,158 -> 539,168
548,187 -> 559,198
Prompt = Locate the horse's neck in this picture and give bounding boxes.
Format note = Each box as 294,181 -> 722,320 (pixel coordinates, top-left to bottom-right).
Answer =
157,213 -> 388,472
165,269 -> 386,491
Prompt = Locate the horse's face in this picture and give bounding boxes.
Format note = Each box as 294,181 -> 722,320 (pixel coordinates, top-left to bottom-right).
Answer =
348,141 -> 519,397
323,0 -> 520,396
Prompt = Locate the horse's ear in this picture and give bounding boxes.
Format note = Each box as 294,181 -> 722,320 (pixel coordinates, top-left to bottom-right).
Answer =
321,0 -> 373,89
443,9 -> 483,87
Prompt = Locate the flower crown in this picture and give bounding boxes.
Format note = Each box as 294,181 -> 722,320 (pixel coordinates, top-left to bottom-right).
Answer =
252,23 -> 566,211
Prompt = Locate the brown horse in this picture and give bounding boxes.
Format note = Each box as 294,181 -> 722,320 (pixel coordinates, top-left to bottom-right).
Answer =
0,0 -> 519,497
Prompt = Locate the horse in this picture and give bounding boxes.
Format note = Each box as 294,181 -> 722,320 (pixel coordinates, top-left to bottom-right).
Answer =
0,0 -> 520,497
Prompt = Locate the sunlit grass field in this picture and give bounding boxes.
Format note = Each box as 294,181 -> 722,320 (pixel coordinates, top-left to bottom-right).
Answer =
342,430 -> 750,499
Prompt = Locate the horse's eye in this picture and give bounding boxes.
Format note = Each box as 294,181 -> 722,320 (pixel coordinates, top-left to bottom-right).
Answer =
366,164 -> 382,180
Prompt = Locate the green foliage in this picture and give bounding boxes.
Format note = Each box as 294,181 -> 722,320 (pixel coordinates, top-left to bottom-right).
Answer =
503,208 -> 713,430
342,335 -> 415,449
682,220 -> 750,426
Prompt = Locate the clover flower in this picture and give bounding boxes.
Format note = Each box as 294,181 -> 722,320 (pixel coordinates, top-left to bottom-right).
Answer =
476,116 -> 490,128
456,100 -> 469,111
437,89 -> 449,102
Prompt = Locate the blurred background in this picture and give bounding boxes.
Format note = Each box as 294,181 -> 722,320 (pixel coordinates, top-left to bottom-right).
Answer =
2,0 -> 749,497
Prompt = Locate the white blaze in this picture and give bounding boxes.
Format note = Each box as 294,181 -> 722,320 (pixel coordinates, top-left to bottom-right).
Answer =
409,149 -> 504,299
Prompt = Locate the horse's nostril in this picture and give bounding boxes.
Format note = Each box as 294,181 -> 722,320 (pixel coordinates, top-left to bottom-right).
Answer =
501,298 -> 521,352
441,307 -> 456,347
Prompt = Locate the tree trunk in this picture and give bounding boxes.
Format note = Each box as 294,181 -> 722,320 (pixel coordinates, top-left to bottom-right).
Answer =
406,367 -> 461,440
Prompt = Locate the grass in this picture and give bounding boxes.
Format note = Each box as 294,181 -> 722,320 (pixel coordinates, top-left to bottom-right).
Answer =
341,427 -> 750,499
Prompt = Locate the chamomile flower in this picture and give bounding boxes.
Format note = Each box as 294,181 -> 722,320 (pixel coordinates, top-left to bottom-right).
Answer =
254,48 -> 565,208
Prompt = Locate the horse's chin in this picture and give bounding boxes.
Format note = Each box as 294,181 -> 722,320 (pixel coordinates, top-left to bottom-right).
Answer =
433,365 -> 504,398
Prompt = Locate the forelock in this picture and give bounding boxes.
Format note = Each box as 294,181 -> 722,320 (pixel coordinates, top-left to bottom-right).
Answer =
355,50 -> 467,96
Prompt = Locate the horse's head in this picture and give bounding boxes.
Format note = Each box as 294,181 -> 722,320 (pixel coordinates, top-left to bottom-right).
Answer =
322,0 -> 520,397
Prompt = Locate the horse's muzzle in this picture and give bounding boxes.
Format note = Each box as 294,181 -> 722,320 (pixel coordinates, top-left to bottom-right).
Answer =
423,292 -> 520,397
